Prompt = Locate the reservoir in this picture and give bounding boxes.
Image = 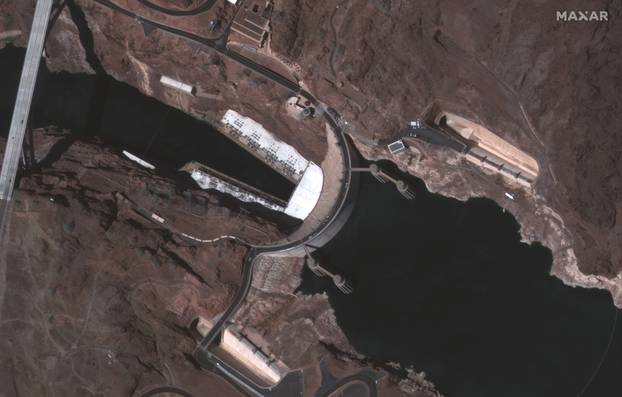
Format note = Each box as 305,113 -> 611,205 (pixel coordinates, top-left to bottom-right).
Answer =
300,164 -> 622,397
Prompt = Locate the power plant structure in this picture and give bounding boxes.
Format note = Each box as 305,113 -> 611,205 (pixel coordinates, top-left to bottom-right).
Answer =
193,316 -> 290,386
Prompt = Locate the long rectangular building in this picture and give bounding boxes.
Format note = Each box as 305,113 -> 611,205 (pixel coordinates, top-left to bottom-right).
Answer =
221,110 -> 309,183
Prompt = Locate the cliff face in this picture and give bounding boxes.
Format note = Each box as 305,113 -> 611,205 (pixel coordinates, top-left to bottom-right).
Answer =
237,256 -> 442,396
2,0 -> 614,302
270,0 -> 622,302
0,128 -> 284,396
1,0 -> 621,394
3,0 -> 619,299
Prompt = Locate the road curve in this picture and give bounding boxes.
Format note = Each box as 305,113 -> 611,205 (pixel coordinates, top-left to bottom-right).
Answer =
319,372 -> 379,397
88,1 -> 364,395
137,0 -> 217,16
139,386 -> 195,397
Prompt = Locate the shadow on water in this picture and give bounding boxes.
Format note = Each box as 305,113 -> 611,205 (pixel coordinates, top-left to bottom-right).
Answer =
0,44 -> 294,200
300,161 -> 621,397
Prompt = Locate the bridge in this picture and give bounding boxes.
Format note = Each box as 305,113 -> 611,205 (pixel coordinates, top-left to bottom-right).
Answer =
0,0 -> 53,235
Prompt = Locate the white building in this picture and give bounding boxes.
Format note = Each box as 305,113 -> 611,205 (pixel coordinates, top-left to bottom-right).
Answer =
195,316 -> 289,385
183,110 -> 324,221
222,110 -> 310,182
160,75 -> 196,95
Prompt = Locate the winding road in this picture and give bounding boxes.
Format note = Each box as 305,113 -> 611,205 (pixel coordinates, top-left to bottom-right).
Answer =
87,1 -> 367,396
316,371 -> 379,397
137,0 -> 218,16
140,386 -> 195,397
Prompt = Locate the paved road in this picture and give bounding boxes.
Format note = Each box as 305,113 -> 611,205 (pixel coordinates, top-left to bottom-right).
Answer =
316,370 -> 379,397
314,362 -> 379,397
89,1 -> 365,395
139,386 -> 195,397
138,0 -> 217,16
208,354 -> 304,397
377,121 -> 469,153
92,0 -> 311,96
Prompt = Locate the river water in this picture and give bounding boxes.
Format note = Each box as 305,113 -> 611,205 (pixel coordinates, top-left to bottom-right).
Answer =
300,165 -> 621,397
0,45 -> 294,200
3,44 -> 621,396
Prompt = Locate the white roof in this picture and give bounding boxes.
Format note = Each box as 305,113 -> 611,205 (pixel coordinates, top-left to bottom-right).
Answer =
222,110 -> 309,180
160,75 -> 195,95
190,169 -> 285,212
284,163 -> 323,219
122,150 -> 155,169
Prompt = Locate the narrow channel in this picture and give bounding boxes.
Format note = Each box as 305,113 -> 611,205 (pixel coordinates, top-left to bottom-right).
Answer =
300,161 -> 622,397
0,44 -> 295,201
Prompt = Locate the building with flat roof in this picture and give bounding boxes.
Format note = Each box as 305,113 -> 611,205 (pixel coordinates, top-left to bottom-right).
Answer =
229,1 -> 273,48
183,110 -> 324,221
194,316 -> 289,386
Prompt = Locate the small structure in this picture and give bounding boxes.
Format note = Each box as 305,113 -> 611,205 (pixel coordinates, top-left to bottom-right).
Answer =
294,96 -> 315,117
352,163 -> 416,200
387,139 -> 407,155
229,1 -> 272,48
409,120 -> 425,129
368,163 -> 387,183
396,180 -> 415,200
208,19 -> 221,32
285,96 -> 315,120
305,256 -> 353,294
122,150 -> 155,170
159,75 -> 196,95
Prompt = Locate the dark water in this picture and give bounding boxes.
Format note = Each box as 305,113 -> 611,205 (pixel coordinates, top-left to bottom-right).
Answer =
0,45 -> 294,200
301,165 -> 621,397
3,42 -> 621,396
